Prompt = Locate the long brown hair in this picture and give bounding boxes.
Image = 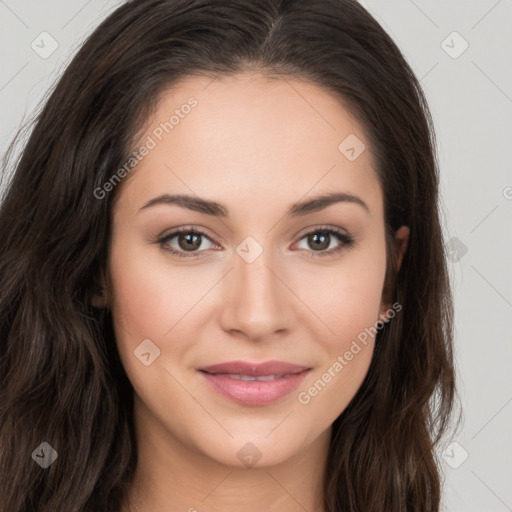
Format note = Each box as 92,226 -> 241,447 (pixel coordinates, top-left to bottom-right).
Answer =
0,1 -> 458,510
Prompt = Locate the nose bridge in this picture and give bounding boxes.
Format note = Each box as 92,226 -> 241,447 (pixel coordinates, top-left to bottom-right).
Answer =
220,240 -> 291,338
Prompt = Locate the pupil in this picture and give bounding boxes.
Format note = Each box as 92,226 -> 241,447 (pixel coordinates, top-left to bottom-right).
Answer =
310,232 -> 329,250
176,231 -> 331,253
180,233 -> 201,251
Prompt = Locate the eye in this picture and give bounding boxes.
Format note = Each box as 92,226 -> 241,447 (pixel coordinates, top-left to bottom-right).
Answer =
158,227 -> 217,258
294,227 -> 355,257
157,226 -> 355,259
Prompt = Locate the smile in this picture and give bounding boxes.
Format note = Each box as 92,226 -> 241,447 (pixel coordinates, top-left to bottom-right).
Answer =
198,369 -> 311,406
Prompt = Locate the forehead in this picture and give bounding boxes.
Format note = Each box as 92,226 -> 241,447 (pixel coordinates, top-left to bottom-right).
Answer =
116,72 -> 383,220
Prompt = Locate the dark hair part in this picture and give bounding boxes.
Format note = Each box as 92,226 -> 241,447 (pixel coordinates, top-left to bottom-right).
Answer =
0,0 -> 458,510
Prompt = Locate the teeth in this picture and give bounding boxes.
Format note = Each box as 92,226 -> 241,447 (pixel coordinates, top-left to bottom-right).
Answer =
221,373 -> 286,381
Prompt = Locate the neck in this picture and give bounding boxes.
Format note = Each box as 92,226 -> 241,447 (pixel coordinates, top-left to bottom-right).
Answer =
121,395 -> 331,512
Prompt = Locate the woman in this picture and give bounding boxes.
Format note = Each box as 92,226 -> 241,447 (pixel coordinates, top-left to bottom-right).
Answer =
0,0 -> 458,510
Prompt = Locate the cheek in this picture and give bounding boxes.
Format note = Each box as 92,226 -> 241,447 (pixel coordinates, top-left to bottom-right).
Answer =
296,272 -> 381,423
109,225 -> 386,409
303,240 -> 387,343
293,242 -> 386,413
108,237 -> 191,341
107,239 -> 181,382
107,235 -> 221,389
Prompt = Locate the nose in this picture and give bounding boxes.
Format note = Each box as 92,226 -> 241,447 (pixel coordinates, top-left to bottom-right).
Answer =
219,250 -> 294,341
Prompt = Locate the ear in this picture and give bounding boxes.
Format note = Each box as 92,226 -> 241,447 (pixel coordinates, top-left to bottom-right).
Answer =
91,268 -> 109,309
379,225 -> 409,319
394,225 -> 409,271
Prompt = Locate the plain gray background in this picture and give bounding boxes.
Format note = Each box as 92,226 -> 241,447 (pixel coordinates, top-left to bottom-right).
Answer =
1,1 -> 511,511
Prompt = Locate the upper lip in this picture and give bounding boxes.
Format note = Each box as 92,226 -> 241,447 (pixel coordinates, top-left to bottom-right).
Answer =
198,360 -> 310,377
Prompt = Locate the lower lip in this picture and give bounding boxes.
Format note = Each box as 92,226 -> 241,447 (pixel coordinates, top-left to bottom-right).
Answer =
198,370 -> 311,406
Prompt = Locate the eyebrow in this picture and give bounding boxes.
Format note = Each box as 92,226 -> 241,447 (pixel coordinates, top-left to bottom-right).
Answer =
139,191 -> 370,217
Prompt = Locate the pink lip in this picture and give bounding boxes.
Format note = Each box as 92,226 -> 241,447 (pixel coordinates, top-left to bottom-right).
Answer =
197,360 -> 311,406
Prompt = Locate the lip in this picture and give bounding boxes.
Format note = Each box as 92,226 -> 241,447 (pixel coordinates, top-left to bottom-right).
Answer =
198,360 -> 310,376
197,360 -> 311,406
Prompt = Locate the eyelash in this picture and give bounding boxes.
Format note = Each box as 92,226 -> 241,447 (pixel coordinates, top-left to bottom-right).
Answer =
157,225 -> 355,259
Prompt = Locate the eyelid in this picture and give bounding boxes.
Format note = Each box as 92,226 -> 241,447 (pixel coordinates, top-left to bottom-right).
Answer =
157,224 -> 354,258
294,224 -> 350,239
291,225 -> 355,258
158,225 -> 218,258
159,225 -> 216,242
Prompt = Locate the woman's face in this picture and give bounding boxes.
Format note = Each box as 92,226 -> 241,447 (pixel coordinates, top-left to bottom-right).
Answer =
103,72 -> 408,469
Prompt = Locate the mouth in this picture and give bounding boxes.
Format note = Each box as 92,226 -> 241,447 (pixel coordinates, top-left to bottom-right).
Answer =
202,372 -> 298,381
197,360 -> 311,406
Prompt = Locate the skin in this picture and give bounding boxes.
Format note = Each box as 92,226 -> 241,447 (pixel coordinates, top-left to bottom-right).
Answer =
94,72 -> 409,512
